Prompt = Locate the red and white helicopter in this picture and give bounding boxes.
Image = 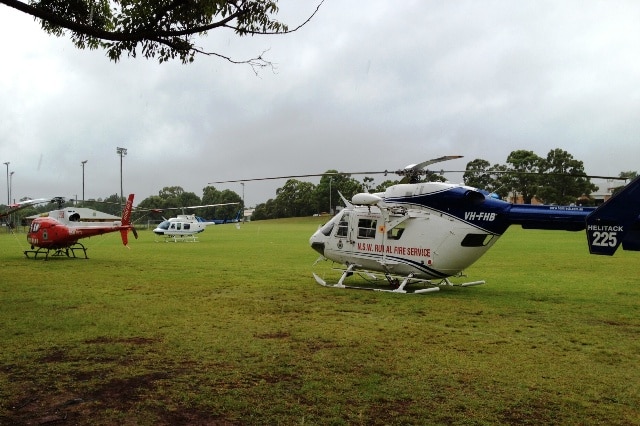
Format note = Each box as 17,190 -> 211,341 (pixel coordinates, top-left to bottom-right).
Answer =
215,156 -> 640,294
2,194 -> 138,260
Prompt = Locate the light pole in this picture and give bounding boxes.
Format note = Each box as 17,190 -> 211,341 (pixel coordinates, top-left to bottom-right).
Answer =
329,177 -> 332,215
81,160 -> 88,206
116,147 -> 127,208
9,171 -> 14,204
3,161 -> 8,206
241,182 -> 245,222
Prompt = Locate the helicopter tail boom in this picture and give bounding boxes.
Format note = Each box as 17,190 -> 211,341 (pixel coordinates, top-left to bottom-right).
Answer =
586,175 -> 640,255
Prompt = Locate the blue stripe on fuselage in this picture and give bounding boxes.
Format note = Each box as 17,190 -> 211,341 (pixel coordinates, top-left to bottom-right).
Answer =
385,187 -> 512,235
385,186 -> 595,233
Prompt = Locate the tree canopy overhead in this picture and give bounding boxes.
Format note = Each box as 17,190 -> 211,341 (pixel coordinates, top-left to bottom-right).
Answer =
1,0 -> 323,68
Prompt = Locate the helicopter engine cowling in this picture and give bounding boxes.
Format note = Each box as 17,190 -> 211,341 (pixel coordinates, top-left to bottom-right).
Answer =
352,193 -> 382,205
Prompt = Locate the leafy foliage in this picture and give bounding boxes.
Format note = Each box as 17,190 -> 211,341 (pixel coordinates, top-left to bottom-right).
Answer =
2,0 -> 322,67
464,148 -> 610,205
536,149 -> 597,205
201,186 -> 242,219
254,171 -> 367,219
504,150 -> 543,204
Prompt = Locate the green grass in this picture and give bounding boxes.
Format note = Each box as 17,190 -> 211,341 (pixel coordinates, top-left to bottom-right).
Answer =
1,219 -> 639,425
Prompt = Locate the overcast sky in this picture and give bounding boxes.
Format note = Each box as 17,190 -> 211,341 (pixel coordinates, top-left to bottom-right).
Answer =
1,0 -> 639,208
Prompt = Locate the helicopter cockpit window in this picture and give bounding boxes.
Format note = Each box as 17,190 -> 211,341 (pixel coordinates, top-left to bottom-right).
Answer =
319,221 -> 334,236
30,222 -> 40,233
387,223 -> 406,240
358,218 -> 377,239
336,212 -> 350,237
158,221 -> 170,230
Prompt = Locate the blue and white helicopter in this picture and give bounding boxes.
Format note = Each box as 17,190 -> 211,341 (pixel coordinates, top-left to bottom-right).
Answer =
308,156 -> 640,293
151,203 -> 238,242
212,156 -> 640,293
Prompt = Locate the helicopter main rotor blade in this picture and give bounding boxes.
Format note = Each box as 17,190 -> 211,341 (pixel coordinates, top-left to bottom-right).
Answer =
209,156 -> 466,185
402,155 -> 464,172
458,170 -> 629,181
209,172 -> 390,185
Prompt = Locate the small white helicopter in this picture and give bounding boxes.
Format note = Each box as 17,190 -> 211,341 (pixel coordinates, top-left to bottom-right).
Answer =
151,203 -> 239,242
216,156 -> 640,294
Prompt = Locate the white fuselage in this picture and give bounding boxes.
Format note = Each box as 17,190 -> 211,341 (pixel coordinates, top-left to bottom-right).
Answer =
153,215 -> 208,237
310,204 -> 499,279
309,181 -> 504,279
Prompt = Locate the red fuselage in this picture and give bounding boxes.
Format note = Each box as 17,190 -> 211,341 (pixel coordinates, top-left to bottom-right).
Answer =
27,217 -> 125,249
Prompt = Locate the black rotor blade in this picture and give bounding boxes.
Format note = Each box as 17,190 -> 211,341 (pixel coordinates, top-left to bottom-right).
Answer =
458,170 -> 628,180
402,155 -> 464,172
210,156 -> 465,184
209,171 -> 391,185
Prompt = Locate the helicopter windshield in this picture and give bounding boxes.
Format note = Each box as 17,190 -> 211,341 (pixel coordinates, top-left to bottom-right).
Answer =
157,221 -> 170,230
318,221 -> 334,236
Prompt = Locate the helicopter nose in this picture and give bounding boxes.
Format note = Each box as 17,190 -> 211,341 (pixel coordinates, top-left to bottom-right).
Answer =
309,231 -> 325,256
311,241 -> 325,256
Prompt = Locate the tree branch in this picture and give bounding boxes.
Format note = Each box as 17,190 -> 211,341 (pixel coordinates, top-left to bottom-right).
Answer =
0,0 -> 324,67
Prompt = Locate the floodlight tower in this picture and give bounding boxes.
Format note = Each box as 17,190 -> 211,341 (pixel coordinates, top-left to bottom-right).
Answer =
3,161 -> 8,205
9,171 -> 14,204
116,147 -> 127,209
81,160 -> 88,206
241,182 -> 245,222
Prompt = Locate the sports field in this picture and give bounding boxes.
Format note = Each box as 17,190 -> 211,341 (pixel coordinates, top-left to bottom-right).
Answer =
1,217 -> 638,425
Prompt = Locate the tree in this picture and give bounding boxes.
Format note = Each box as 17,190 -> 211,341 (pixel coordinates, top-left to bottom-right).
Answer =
504,150 -> 544,204
462,160 -> 511,199
252,198 -> 277,220
2,0 -> 323,69
463,159 -> 493,190
313,172 -> 361,215
274,179 -> 316,217
612,171 -> 638,196
536,148 -> 597,205
373,179 -> 398,193
157,186 -> 199,207
101,194 -> 123,215
362,177 -> 375,193
619,171 -> 638,180
201,186 -> 242,219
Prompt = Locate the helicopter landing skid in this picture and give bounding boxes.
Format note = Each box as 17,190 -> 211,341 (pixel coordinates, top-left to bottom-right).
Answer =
313,265 -> 485,294
157,234 -> 199,242
24,243 -> 89,260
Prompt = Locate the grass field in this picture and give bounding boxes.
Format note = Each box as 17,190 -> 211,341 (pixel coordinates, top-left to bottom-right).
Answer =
1,218 -> 639,425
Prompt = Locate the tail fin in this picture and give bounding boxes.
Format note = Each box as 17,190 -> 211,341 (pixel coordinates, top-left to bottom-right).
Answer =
586,176 -> 640,255
119,194 -> 137,246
